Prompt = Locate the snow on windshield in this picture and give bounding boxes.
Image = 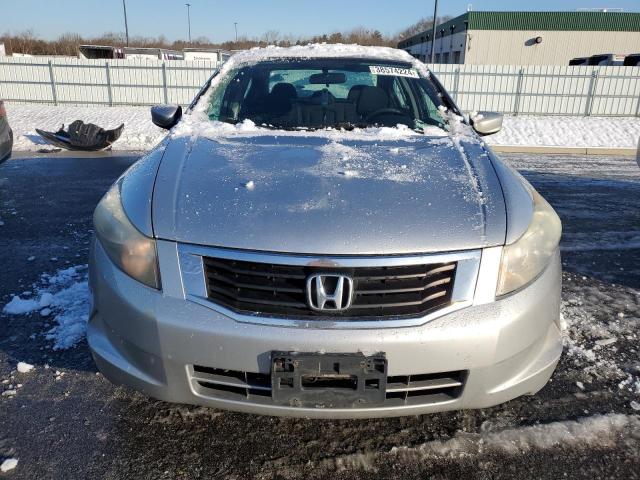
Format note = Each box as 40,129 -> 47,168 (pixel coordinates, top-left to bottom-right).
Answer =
172,44 -> 448,142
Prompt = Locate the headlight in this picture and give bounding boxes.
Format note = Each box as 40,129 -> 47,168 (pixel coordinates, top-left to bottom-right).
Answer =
496,189 -> 561,296
93,182 -> 161,289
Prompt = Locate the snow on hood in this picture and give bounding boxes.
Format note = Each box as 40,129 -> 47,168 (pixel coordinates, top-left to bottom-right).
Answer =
151,131 -> 507,255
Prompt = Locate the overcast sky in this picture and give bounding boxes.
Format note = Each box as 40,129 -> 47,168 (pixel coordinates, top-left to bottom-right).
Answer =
4,0 -> 640,42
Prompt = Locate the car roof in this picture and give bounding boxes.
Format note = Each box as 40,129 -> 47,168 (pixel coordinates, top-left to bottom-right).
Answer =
227,44 -> 418,68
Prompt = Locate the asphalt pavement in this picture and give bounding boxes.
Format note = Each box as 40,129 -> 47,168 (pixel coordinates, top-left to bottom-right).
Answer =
0,152 -> 638,479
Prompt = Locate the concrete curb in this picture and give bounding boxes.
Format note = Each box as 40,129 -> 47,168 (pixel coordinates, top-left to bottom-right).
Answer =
489,145 -> 637,156
11,150 -> 144,159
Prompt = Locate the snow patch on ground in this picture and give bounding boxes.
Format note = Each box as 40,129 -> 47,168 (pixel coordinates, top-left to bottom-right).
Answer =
322,414 -> 640,472
0,458 -> 18,472
5,104 -> 166,152
560,273 -> 640,392
2,265 -> 90,350
16,362 -> 34,373
484,115 -> 640,149
7,103 -> 640,153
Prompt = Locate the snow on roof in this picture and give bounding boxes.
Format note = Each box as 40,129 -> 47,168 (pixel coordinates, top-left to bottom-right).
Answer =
227,43 -> 419,68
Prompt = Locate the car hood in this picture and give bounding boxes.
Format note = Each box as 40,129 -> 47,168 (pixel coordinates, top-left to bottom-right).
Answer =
152,133 -> 506,255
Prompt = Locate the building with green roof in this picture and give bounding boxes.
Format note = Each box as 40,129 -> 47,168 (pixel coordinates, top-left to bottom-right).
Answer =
398,11 -> 640,65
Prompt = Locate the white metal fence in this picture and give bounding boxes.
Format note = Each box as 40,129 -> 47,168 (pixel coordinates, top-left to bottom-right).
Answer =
0,57 -> 639,116
0,57 -> 222,107
431,64 -> 640,117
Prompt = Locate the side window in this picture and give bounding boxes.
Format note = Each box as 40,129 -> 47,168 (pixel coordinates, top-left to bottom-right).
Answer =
208,69 -> 251,122
417,82 -> 445,127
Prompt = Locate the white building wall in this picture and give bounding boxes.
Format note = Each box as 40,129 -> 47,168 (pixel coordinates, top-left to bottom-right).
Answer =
464,30 -> 640,65
406,30 -> 640,66
406,31 -> 468,64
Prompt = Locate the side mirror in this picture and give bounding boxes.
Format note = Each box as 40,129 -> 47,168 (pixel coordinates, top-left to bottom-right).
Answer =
151,105 -> 182,129
470,111 -> 503,136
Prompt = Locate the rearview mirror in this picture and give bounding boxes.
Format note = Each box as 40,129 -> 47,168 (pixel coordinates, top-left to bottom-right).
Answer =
470,111 -> 503,136
309,72 -> 347,85
151,105 -> 183,129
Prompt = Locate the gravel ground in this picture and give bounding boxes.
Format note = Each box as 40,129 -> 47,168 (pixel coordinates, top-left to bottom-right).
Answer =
0,152 -> 638,479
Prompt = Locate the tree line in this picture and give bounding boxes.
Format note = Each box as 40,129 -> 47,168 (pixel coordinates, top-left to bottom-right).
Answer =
0,16 -> 451,56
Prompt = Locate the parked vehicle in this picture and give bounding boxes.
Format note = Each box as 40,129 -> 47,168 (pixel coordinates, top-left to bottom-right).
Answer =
78,44 -> 125,60
88,45 -> 563,418
0,100 -> 13,163
588,53 -> 626,66
623,54 -> 640,66
123,47 -> 184,61
569,57 -> 588,66
183,48 -> 231,62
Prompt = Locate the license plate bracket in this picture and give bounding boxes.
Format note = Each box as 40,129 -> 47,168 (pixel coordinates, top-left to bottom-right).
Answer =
271,351 -> 387,408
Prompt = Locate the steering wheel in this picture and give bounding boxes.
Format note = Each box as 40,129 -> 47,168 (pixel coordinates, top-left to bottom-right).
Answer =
365,108 -> 406,122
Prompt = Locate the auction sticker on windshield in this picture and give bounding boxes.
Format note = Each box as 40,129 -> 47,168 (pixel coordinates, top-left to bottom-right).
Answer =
369,66 -> 419,78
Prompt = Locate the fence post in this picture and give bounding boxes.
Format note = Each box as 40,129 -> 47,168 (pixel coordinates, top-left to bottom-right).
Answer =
453,66 -> 461,103
105,61 -> 113,107
161,62 -> 169,104
585,69 -> 599,116
48,60 -> 58,106
513,67 -> 524,116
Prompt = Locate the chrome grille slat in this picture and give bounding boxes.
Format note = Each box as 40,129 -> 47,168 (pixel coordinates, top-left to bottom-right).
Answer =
386,377 -> 463,393
356,278 -> 452,295
203,258 -> 307,280
202,255 -> 457,319
191,374 -> 272,392
205,272 -> 305,294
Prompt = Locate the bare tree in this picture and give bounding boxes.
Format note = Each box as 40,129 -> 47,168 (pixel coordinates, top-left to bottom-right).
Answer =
2,18 -> 436,57
261,30 -> 281,46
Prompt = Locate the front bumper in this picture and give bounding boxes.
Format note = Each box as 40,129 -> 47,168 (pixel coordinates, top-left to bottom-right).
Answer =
88,240 -> 562,419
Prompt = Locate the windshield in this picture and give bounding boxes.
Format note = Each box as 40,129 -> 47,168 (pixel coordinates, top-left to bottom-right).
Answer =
206,59 -> 448,132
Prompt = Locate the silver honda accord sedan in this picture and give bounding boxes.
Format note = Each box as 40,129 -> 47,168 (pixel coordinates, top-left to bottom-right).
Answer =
88,45 -> 562,418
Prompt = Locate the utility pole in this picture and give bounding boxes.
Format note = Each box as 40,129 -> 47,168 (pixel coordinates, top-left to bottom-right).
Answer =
185,3 -> 192,45
234,22 -> 238,43
122,0 -> 130,47
430,0 -> 438,64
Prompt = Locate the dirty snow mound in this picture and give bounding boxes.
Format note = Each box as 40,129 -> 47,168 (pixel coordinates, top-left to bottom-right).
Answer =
2,265 -> 90,350
319,414 -> 640,472
0,458 -> 18,472
16,362 -> 34,373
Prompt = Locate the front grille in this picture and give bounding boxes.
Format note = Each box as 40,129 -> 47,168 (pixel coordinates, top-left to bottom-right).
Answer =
190,365 -> 466,408
202,256 -> 457,319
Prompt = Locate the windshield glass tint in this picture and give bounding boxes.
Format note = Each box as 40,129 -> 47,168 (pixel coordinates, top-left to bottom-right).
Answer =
207,59 -> 447,131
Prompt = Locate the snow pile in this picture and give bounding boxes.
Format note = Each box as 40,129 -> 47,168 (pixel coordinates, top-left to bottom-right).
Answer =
0,458 -> 18,472
2,265 -> 90,350
309,140 -> 424,183
170,115 -> 438,144
484,115 -> 640,149
5,103 -> 166,153
322,414 -> 640,471
393,414 -> 639,458
2,295 -> 40,315
16,362 -> 34,373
